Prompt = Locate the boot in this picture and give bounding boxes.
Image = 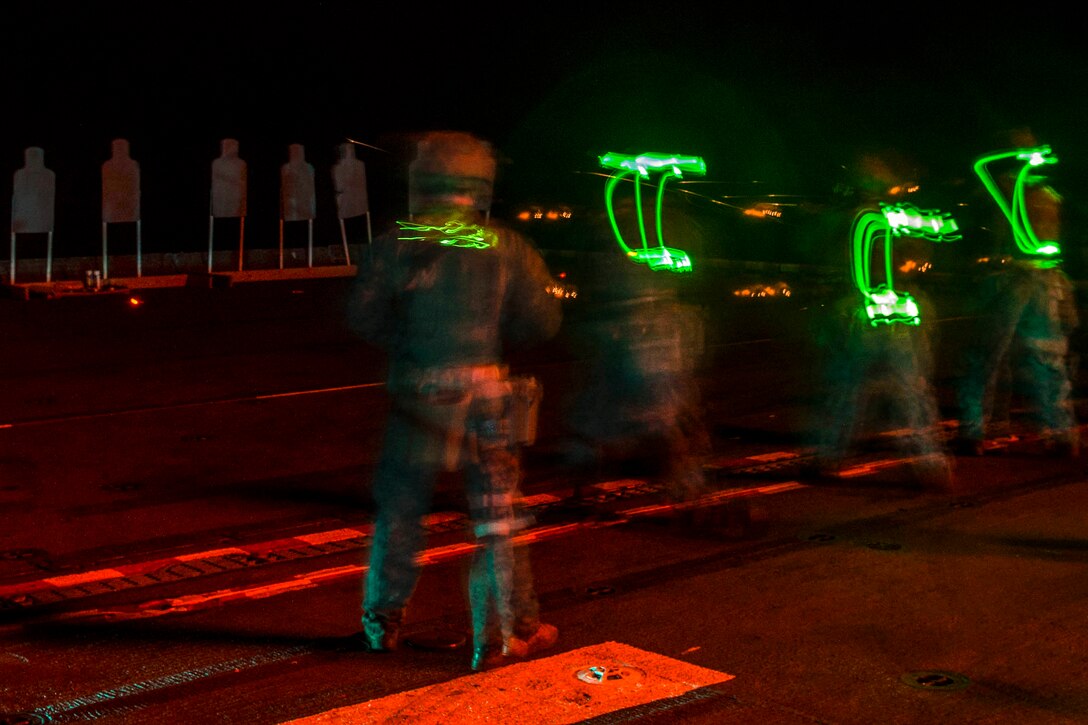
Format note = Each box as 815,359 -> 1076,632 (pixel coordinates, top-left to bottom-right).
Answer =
360,611 -> 401,652
471,623 -> 558,671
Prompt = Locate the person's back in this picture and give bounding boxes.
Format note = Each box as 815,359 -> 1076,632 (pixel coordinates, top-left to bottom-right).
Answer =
561,198 -> 711,505
346,130 -> 562,672
954,128 -> 1079,457
351,212 -> 559,376
805,174 -> 952,490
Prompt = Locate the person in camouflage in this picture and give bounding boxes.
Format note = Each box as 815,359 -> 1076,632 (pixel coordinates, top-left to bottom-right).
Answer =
563,253 -> 712,505
955,258 -> 1079,456
955,128 -> 1080,458
804,150 -> 954,491
808,279 -> 953,490
346,131 -> 562,671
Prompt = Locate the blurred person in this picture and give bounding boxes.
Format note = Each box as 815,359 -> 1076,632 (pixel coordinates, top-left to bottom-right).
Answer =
804,153 -> 955,490
954,128 -> 1079,457
561,188 -> 714,516
806,266 -> 953,489
346,130 -> 563,671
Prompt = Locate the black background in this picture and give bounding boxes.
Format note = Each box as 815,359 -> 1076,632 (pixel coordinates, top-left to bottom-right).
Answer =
6,4 -> 1088,260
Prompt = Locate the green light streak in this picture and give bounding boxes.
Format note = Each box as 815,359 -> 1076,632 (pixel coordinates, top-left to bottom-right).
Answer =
863,288 -> 920,327
850,203 -> 960,327
598,152 -> 707,178
599,151 -> 704,273
882,202 -> 961,242
973,145 -> 1061,257
395,219 -> 498,249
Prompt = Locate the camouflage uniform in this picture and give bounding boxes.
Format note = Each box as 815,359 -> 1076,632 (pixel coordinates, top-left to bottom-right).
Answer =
956,170 -> 1080,455
805,172 -> 954,489
810,289 -> 952,487
957,259 -> 1079,452
346,132 -> 562,668
564,235 -> 711,505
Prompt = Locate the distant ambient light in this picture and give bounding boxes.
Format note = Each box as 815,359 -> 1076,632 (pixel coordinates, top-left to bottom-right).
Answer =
743,206 -> 782,219
546,283 -> 577,299
974,144 -> 1061,258
515,206 -> 572,222
733,282 -> 791,298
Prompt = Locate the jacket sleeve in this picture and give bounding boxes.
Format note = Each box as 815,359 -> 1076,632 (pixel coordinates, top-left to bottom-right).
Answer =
502,232 -> 563,350
345,235 -> 398,348
1058,270 -> 1080,335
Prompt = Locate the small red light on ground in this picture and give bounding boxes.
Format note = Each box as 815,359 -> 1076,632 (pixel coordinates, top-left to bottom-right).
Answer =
128,296 -> 144,307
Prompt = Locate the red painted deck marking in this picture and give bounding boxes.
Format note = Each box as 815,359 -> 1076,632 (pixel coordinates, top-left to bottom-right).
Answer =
280,641 -> 734,724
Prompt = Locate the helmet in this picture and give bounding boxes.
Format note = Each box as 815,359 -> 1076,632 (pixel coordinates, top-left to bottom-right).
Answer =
408,130 -> 496,216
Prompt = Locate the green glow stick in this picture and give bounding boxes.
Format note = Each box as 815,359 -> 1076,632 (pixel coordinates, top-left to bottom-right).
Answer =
599,152 -> 707,178
973,145 -> 1061,257
598,151 -> 704,273
850,203 -> 960,327
882,202 -> 961,242
395,219 -> 498,249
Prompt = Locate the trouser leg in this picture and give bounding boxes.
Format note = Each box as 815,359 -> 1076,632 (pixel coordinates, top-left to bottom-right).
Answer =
1024,342 -> 1077,444
363,409 -> 438,625
897,370 -> 944,459
465,395 -> 533,653
959,282 -> 1027,442
959,331 -> 1017,442
814,375 -> 864,465
664,388 -> 711,503
468,534 -> 516,651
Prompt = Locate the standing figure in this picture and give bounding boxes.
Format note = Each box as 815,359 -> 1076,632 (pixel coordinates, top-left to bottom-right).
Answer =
209,138 -> 248,272
805,153 -> 957,491
101,138 -> 141,278
346,130 -> 563,671
102,138 -> 140,224
808,274 -> 953,490
211,138 -> 248,220
279,143 -> 316,268
331,141 -> 372,264
562,155 -> 713,514
955,129 -> 1079,457
11,146 -> 56,283
563,235 -> 712,508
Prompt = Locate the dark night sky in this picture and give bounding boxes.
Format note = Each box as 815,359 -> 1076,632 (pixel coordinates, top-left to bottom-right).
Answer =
6,4 -> 1088,257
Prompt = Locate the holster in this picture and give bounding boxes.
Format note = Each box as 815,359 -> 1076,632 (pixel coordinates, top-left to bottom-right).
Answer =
396,367 -> 541,471
509,375 -> 542,445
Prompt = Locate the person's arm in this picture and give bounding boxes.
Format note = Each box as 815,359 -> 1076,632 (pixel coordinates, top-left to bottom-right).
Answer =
346,235 -> 398,348
502,232 -> 562,350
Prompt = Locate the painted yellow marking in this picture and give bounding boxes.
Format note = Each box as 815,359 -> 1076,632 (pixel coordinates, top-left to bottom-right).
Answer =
623,481 -> 805,517
280,641 -> 734,724
253,383 -> 381,400
296,529 -> 367,545
519,493 -> 563,507
838,456 -> 930,478
177,548 -> 248,560
44,569 -> 126,587
416,542 -> 479,564
1,382 -> 386,430
423,511 -> 466,526
308,565 -> 365,583
593,478 -> 646,492
746,451 -> 798,462
23,482 -> 808,621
